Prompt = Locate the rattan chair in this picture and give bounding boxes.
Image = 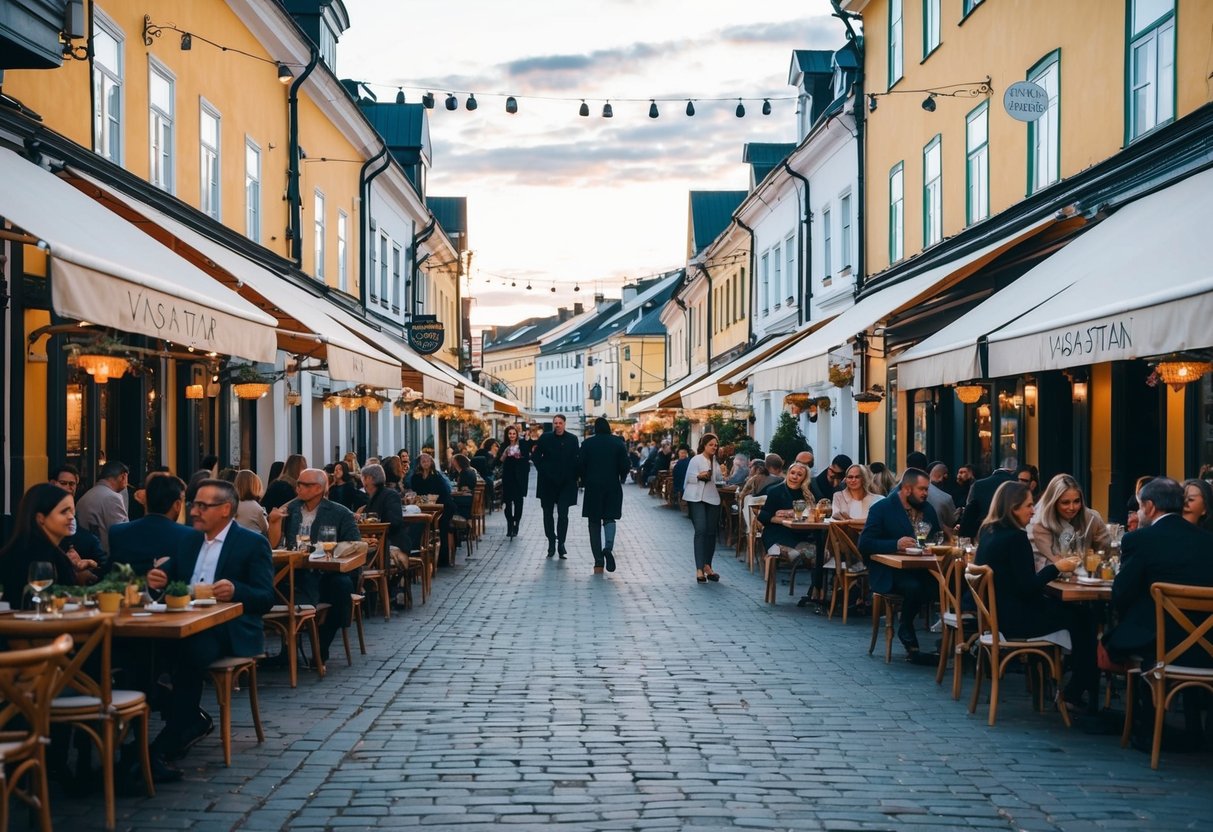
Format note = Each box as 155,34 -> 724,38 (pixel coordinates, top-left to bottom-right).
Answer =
933,553 -> 976,699
263,550 -> 325,687
206,656 -> 264,766
826,522 -> 869,624
357,522 -> 392,621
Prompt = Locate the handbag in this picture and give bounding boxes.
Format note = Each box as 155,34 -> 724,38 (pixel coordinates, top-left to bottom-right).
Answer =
1097,641 -> 1133,674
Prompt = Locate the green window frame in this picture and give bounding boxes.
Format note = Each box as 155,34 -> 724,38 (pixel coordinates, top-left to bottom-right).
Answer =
962,0 -> 984,18
1126,0 -> 1175,142
923,0 -> 940,58
923,135 -> 942,247
888,0 -> 903,89
965,102 -> 989,226
889,162 -> 904,263
1026,51 -> 1061,195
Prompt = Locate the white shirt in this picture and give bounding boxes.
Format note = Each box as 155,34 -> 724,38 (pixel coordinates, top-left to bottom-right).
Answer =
832,490 -> 879,521
191,520 -> 233,585
683,454 -> 722,505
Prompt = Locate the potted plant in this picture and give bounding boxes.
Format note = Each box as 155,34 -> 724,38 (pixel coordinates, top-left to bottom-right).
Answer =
229,363 -> 273,400
165,581 -> 192,610
49,585 -> 72,614
828,362 -> 855,389
67,334 -> 138,384
93,577 -> 126,613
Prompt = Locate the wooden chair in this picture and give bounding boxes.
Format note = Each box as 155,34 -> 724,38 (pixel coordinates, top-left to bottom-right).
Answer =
0,633 -> 72,832
358,522 -> 392,621
965,564 -> 1072,728
826,522 -> 869,624
471,482 -> 487,542
1121,582 -> 1213,769
0,615 -> 155,831
206,656 -> 264,766
933,553 -> 976,699
868,590 -> 904,664
401,513 -> 435,605
263,550 -> 325,687
745,504 -> 764,574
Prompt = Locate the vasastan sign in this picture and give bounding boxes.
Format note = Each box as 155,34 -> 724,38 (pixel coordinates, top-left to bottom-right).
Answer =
407,315 -> 445,355
1047,318 -> 1133,360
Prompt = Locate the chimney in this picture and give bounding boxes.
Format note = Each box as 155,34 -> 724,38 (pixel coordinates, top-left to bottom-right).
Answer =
593,292 -> 605,307
621,283 -> 638,305
557,307 -> 571,322
574,302 -> 584,315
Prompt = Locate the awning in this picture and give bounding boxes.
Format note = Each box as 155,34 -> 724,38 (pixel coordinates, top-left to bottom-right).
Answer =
0,147 -> 277,361
626,369 -> 711,416
986,167 -> 1213,378
679,326 -> 824,410
746,216 -> 1055,392
324,309 -> 458,403
421,356 -> 524,415
69,172 -> 402,389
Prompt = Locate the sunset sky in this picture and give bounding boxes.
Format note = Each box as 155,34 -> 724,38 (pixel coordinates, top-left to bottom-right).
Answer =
339,0 -> 846,326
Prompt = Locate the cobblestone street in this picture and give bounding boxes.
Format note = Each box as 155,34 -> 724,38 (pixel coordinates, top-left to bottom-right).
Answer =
64,485 -> 1211,831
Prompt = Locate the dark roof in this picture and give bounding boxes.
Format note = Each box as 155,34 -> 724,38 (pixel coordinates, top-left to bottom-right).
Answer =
689,191 -> 746,257
628,305 -> 667,336
359,102 -> 427,164
427,196 -> 467,249
482,315 -> 567,352
540,301 -> 625,355
792,49 -> 833,75
834,41 -> 860,70
743,143 -> 797,186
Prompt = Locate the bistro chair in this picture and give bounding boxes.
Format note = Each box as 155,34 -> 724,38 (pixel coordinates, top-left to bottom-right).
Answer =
964,564 -> 1072,728
0,633 -> 72,832
471,482 -> 487,542
206,656 -> 265,766
1120,582 -> 1213,769
932,552 -> 976,699
825,522 -> 869,625
357,522 -> 392,621
868,589 -> 904,664
744,497 -> 766,573
264,550 -> 325,687
401,513 -> 436,606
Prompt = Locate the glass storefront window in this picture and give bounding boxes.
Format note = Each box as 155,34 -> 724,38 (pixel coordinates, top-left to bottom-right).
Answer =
998,387 -> 1021,465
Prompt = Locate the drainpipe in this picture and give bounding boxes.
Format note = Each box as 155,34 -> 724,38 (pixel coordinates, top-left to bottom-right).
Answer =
831,0 -> 865,293
287,46 -> 320,267
411,217 -> 437,317
358,146 -> 390,308
781,160 -> 812,326
694,262 -> 714,368
733,218 -> 756,346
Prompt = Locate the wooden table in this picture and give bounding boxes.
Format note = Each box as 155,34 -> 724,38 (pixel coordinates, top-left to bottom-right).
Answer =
871,553 -> 941,571
273,549 -> 367,573
1045,579 -> 1112,602
112,601 -> 244,639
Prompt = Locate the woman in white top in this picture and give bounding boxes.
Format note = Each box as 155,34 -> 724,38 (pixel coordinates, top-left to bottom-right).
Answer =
1028,473 -> 1110,571
233,469 -> 269,537
832,464 -> 881,521
683,433 -> 724,583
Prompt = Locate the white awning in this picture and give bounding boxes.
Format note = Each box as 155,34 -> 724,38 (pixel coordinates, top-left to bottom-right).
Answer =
625,369 -> 710,415
679,327 -> 822,410
324,309 -> 458,403
70,172 -> 403,390
0,147 -> 277,361
421,356 -> 524,415
746,216 -> 1055,392
987,167 -> 1213,378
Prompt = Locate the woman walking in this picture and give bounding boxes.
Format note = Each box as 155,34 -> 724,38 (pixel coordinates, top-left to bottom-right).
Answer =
683,433 -> 724,583
578,417 -> 630,573
496,425 -> 530,538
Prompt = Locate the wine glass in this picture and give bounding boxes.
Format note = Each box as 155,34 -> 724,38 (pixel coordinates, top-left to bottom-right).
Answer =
914,520 -> 931,550
319,525 -> 338,559
295,522 -> 312,553
958,536 -> 975,563
27,561 -> 55,621
792,500 -> 807,521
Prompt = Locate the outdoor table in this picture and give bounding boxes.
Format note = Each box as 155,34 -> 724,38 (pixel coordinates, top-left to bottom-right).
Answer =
871,553 -> 941,571
112,601 -> 244,639
273,548 -> 367,574
1044,579 -> 1112,602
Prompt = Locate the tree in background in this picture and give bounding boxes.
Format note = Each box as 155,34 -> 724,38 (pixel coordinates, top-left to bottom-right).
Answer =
768,411 -> 809,463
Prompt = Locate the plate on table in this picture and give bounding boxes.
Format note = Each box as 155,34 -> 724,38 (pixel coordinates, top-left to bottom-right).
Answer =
145,603 -> 167,613
190,598 -> 217,607
62,603 -> 81,613
166,606 -> 191,613
903,547 -> 924,555
1076,576 -> 1112,586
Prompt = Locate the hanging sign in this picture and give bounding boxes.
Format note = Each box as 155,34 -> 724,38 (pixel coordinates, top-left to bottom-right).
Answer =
1003,81 -> 1049,122
407,315 -> 445,355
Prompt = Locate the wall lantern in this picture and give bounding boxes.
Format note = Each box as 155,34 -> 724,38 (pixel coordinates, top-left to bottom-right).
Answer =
185,384 -> 204,400
954,383 -> 985,404
1023,382 -> 1037,416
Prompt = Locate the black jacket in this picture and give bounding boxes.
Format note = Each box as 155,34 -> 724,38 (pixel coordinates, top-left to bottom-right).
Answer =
109,514 -> 199,575
758,483 -> 814,552
0,534 -> 79,608
533,430 -> 580,506
974,524 -> 1067,638
362,485 -> 409,553
859,494 -> 940,594
496,442 -> 530,496
578,433 -> 629,521
959,469 -> 1014,539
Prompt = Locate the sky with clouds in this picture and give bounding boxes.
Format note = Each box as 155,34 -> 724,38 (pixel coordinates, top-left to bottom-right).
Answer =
339,0 -> 846,326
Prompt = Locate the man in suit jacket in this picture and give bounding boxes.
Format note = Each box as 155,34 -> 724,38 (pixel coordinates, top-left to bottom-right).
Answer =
577,417 -> 630,572
1104,477 -> 1213,665
859,468 -> 940,657
958,461 -> 1016,539
74,460 -> 130,553
267,468 -> 361,661
108,474 -> 195,574
145,479 -> 274,764
533,414 -> 580,557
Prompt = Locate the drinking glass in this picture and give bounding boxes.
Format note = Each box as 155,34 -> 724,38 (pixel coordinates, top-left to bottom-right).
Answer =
958,537 -> 975,563
792,500 -> 807,521
914,520 -> 931,549
1084,550 -> 1103,577
27,561 -> 55,621
319,525 -> 338,559
296,522 -> 312,553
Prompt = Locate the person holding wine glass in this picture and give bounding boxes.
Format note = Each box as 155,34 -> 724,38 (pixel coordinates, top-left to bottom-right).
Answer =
1027,474 -> 1111,572
0,483 -> 88,609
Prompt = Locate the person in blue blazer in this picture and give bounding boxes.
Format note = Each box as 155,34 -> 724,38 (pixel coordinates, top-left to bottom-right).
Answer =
146,478 -> 274,764
108,473 -> 197,574
859,468 -> 940,657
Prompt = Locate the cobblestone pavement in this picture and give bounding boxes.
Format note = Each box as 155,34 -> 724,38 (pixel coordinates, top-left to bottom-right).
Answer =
57,485 -> 1211,831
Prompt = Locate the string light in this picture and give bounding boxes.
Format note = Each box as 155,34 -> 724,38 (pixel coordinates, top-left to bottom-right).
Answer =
444,93 -> 457,110
579,100 -> 589,117
465,93 -> 478,111
648,100 -> 659,119
685,100 -> 695,116
602,101 -> 613,118
505,95 -> 518,114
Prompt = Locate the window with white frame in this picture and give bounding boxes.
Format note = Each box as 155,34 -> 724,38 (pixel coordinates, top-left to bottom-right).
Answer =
923,0 -> 940,57
368,222 -> 378,301
313,190 -> 326,281
92,13 -> 123,163
391,243 -> 402,312
379,233 -> 389,307
840,194 -> 853,270
966,104 -> 989,225
245,139 -> 261,242
772,243 -> 782,308
889,162 -> 904,263
199,102 -> 220,219
923,136 -> 942,246
888,0 -> 903,88
336,210 -> 348,292
1028,54 -> 1060,194
822,207 -> 833,281
785,234 -> 795,302
1128,0 -> 1175,140
148,61 -> 174,192
759,252 -> 770,315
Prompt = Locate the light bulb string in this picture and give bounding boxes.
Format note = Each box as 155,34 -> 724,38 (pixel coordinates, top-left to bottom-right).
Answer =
357,80 -> 793,107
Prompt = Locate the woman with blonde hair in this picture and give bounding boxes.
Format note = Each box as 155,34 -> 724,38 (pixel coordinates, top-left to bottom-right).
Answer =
1028,474 -> 1110,571
233,469 -> 268,536
868,462 -> 897,496
832,464 -> 880,521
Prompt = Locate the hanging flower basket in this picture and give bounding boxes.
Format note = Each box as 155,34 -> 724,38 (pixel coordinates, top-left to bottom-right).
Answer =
69,335 -> 138,384
784,392 -> 813,414
828,363 -> 855,389
229,363 -> 273,399
854,385 -> 885,415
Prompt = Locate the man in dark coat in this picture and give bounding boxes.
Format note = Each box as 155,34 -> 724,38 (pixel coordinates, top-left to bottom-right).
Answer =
958,460 -> 1016,539
533,414 -> 580,558
109,474 -> 197,574
578,417 -> 630,573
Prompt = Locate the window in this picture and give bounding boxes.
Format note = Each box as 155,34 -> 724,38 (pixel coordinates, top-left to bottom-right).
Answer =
739,268 -> 746,319
888,0 -> 903,88
148,61 -> 174,192
245,140 -> 261,242
337,210 -> 348,292
624,346 -> 631,361
966,103 -> 989,225
923,0 -> 940,56
391,245 -> 401,311
822,207 -> 833,280
378,233 -> 389,306
199,102 -> 220,220
963,0 -> 984,14
92,13 -> 122,163
772,243 -> 781,308
889,162 -> 904,263
840,194 -> 853,270
368,222 -> 378,301
1028,53 -> 1060,194
1128,0 -> 1175,140
785,234 -> 796,301
759,252 -> 769,315
923,135 -> 942,246
313,190 -> 326,281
